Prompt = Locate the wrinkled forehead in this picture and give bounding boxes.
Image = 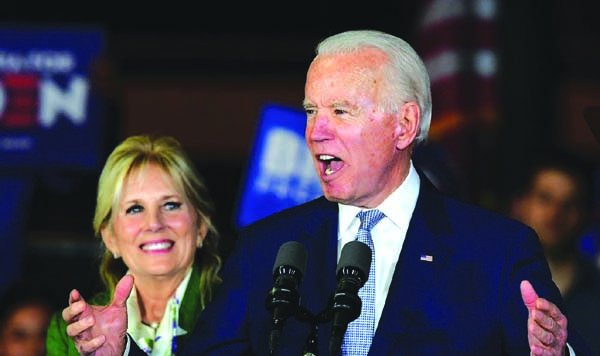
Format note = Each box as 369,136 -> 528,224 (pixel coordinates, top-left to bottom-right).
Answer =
305,50 -> 390,105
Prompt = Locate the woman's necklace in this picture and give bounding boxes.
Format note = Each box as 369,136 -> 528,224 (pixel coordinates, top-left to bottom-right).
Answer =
138,296 -> 180,355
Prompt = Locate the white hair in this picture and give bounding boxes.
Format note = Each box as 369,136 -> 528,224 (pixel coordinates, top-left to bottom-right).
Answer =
315,30 -> 432,144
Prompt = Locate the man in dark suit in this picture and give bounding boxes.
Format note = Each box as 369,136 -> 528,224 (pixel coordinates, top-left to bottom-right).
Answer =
62,29 -> 589,355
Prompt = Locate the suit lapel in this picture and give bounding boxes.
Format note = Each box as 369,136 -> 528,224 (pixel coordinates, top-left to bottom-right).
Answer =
285,197 -> 339,354
288,186 -> 455,355
370,176 -> 456,355
297,198 -> 339,314
173,266 -> 204,353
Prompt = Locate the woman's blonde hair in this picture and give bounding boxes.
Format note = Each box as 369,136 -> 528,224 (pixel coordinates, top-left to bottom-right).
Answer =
93,135 -> 221,308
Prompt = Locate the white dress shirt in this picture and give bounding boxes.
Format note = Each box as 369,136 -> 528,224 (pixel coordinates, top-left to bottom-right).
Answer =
337,161 -> 420,329
336,160 -> 576,355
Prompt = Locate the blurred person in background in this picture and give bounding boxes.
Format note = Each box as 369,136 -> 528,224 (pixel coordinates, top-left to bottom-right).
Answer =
0,281 -> 55,356
46,134 -> 222,355
507,148 -> 600,356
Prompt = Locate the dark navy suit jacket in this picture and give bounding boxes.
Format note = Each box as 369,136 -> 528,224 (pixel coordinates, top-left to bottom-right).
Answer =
131,174 -> 592,355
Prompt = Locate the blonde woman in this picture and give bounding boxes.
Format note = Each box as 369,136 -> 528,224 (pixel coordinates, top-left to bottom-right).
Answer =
46,135 -> 221,355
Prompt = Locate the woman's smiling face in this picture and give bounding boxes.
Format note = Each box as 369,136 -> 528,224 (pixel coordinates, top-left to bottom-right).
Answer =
101,163 -> 203,280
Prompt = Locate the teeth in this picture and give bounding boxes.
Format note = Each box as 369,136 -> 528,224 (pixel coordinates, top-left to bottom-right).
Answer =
319,154 -> 339,175
142,242 -> 172,251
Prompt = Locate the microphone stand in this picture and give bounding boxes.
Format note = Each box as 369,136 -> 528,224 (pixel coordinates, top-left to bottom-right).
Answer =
268,241 -> 368,356
294,290 -> 352,356
295,305 -> 332,356
271,291 -> 361,356
295,286 -> 363,356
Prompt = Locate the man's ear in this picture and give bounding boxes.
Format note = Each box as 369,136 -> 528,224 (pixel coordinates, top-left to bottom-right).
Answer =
395,101 -> 420,150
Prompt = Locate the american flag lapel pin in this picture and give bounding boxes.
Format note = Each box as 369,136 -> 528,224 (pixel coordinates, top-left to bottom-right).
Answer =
420,254 -> 433,262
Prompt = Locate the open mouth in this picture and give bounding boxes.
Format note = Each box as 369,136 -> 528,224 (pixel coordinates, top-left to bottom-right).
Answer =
140,240 -> 174,252
318,154 -> 343,176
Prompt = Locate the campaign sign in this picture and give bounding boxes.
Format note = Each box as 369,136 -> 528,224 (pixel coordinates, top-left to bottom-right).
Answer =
0,176 -> 31,292
0,26 -> 105,169
235,104 -> 323,228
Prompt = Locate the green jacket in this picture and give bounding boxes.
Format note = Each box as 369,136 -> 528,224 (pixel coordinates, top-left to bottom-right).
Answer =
46,267 -> 205,355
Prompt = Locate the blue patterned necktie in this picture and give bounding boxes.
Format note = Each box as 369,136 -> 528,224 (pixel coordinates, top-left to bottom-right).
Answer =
342,209 -> 385,356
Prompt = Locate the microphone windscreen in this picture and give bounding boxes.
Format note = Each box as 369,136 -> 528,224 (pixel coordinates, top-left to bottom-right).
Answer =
337,240 -> 371,279
272,241 -> 308,275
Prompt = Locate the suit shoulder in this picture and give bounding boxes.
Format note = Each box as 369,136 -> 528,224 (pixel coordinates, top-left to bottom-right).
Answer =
241,196 -> 335,233
444,195 -> 536,236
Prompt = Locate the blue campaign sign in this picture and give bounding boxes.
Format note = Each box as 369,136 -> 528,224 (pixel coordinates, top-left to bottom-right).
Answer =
235,104 -> 323,228
0,176 -> 32,292
0,25 -> 105,169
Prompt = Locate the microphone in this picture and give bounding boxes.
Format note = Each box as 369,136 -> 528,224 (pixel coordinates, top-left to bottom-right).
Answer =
329,240 -> 371,356
265,241 -> 308,355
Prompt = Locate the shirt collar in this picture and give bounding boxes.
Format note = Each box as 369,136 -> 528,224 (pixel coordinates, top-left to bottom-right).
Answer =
127,266 -> 193,333
338,161 -> 420,236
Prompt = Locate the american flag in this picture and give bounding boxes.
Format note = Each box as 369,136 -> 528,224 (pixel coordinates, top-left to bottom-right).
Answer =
414,0 -> 499,201
420,254 -> 434,262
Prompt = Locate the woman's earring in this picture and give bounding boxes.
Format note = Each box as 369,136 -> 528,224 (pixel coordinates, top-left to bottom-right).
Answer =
113,251 -> 120,259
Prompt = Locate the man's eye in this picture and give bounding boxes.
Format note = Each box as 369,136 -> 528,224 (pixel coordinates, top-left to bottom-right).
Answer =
165,201 -> 182,211
334,109 -> 347,115
126,204 -> 143,214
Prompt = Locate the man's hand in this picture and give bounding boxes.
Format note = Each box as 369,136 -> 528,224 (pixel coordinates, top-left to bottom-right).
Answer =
63,275 -> 134,356
521,280 -> 568,356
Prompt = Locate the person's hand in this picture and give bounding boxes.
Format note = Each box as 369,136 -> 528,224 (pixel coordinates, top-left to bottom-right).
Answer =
520,280 -> 568,356
63,275 -> 134,356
